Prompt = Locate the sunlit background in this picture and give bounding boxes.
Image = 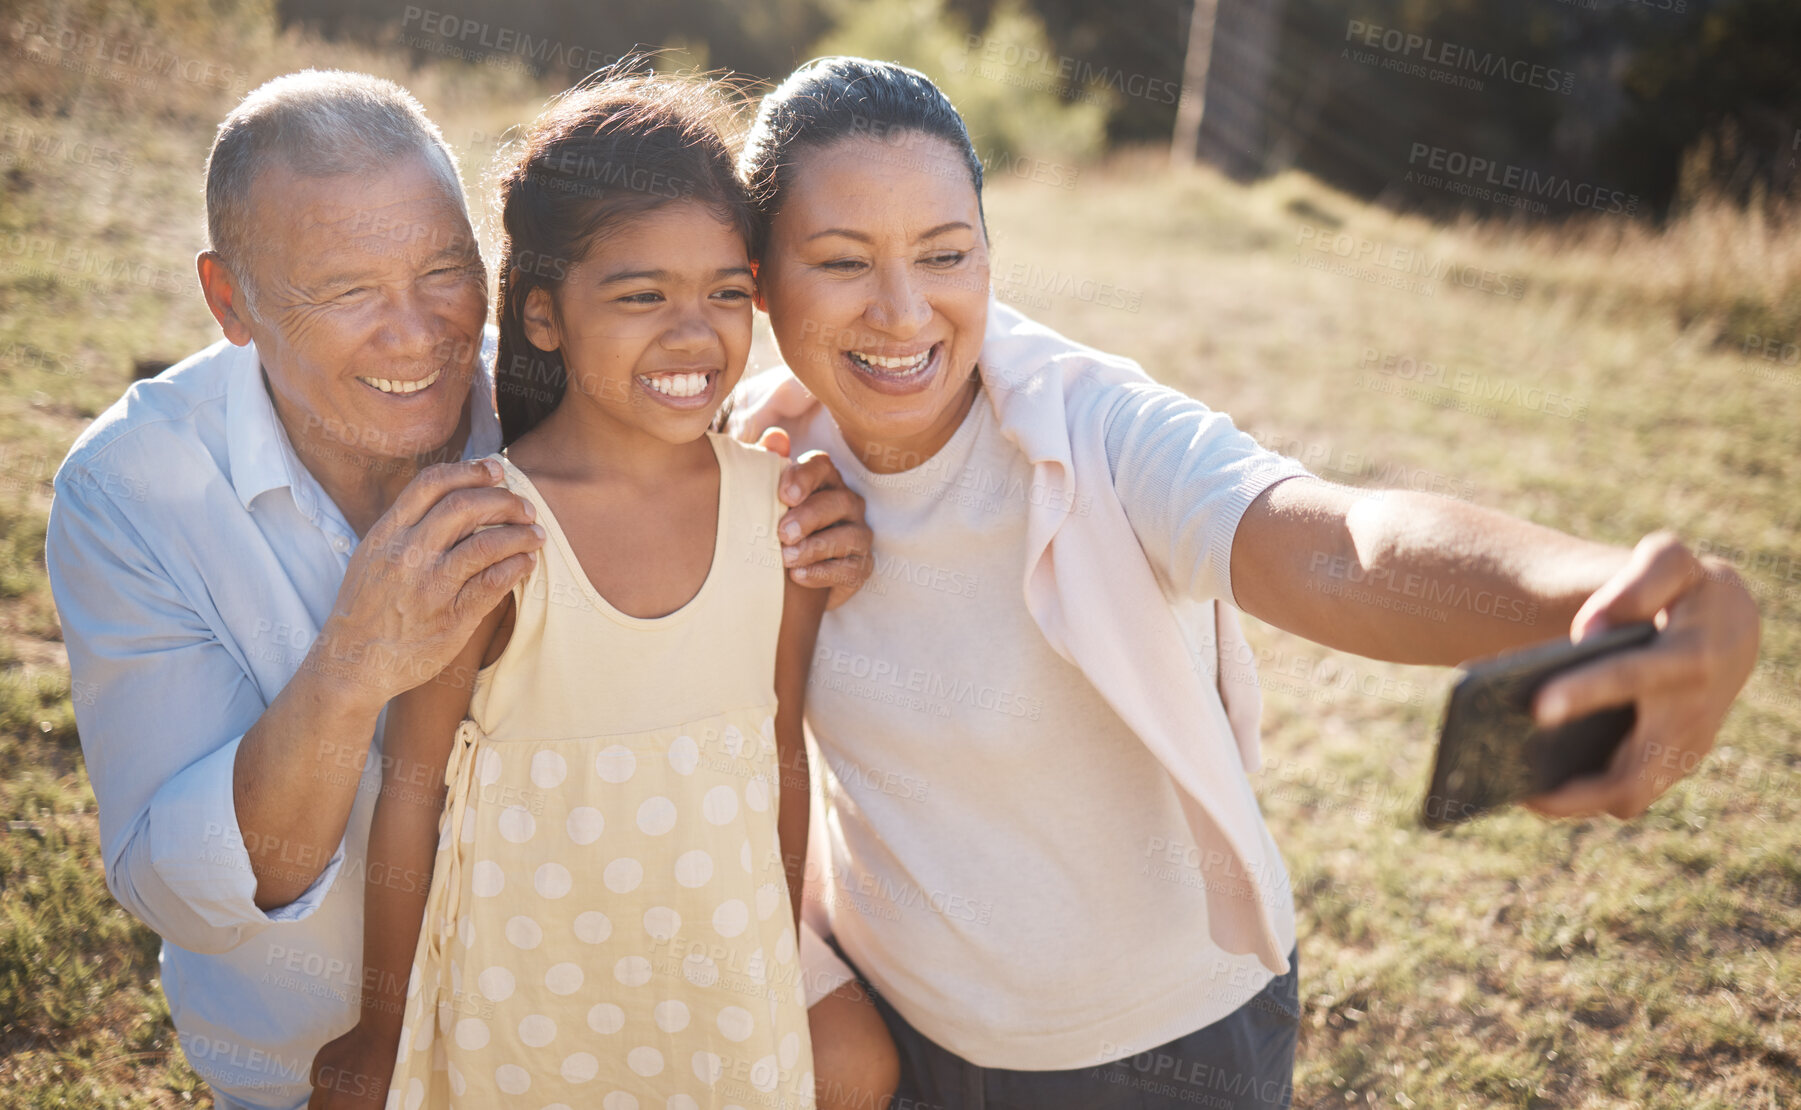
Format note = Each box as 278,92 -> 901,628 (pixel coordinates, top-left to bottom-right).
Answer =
0,1 -> 1796,1106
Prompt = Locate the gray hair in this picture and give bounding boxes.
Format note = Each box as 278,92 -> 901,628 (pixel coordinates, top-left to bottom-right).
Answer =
204,69 -> 470,313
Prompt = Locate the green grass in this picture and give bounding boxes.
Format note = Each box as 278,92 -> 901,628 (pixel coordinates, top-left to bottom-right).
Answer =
2,5 -> 1798,1108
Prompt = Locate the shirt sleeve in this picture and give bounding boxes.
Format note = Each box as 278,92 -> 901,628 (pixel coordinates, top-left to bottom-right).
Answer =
45,467 -> 344,955
1100,381 -> 1315,607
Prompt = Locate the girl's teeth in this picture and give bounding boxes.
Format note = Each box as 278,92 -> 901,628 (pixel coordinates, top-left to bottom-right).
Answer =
645,372 -> 710,399
851,348 -> 931,373
363,368 -> 442,394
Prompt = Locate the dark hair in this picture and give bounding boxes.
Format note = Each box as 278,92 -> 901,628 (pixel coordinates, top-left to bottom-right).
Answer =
738,56 -> 984,257
493,64 -> 756,446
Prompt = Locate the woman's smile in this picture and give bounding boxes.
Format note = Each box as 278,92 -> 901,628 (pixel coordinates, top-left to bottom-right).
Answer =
841,341 -> 943,395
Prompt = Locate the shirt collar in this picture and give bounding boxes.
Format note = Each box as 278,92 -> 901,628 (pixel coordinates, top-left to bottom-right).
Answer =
225,327 -> 503,514
223,338 -> 294,511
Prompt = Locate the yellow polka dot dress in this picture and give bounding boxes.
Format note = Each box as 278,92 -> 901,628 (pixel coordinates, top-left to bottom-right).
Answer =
386,434 -> 815,1110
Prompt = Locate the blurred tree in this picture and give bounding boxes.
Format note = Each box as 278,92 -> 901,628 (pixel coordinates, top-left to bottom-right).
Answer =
268,0 -> 1801,219
810,0 -> 1109,164
1609,0 -> 1801,210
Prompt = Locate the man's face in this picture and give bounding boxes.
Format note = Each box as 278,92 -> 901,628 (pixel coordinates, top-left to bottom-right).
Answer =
239,150 -> 487,471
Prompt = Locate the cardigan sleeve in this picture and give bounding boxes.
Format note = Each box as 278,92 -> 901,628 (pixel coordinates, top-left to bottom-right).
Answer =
1099,380 -> 1314,607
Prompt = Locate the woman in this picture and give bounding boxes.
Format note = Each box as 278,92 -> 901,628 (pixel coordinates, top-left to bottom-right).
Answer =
736,57 -> 1760,1109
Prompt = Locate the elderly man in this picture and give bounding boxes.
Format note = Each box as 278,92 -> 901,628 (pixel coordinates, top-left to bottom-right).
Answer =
44,70 -> 870,1110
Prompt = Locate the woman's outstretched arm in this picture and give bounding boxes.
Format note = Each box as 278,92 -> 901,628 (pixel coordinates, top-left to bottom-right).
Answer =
1230,477 -> 1760,819
1099,382 -> 1759,822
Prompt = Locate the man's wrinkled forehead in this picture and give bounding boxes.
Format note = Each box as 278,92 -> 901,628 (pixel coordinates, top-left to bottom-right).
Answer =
251,152 -> 480,274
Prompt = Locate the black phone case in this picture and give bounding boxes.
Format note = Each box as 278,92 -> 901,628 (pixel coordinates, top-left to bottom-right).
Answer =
1420,621 -> 1658,829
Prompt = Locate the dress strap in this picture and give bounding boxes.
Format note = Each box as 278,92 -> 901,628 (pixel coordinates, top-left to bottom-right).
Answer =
424,718 -> 486,967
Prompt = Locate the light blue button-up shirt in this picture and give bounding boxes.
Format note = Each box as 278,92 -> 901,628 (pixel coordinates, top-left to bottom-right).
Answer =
45,333 -> 500,1109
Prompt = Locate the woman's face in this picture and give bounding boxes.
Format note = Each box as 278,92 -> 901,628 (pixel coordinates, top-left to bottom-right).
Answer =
757,133 -> 990,473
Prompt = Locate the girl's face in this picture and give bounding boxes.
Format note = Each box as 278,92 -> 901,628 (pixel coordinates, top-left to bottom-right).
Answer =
523,200 -> 754,446
757,133 -> 990,473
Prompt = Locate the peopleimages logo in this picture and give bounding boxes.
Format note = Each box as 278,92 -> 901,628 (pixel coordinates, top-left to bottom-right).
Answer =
1344,19 -> 1575,95
1407,142 -> 1638,216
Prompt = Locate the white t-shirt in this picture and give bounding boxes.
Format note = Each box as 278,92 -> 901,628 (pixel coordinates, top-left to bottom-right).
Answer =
792,379 -> 1309,1069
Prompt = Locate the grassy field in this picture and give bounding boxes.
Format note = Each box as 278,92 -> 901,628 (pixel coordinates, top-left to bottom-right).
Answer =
2,3 -> 1798,1108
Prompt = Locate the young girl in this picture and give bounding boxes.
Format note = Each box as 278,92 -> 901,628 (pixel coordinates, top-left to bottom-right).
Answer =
309,73 -> 830,1110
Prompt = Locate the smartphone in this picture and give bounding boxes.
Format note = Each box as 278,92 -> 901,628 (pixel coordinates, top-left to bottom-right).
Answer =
1420,620 -> 1658,829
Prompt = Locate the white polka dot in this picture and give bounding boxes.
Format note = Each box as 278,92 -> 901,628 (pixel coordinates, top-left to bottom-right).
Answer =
476,747 -> 502,786
756,882 -> 781,920
403,1077 -> 424,1110
668,735 -> 699,774
477,966 -> 515,1002
780,1031 -> 801,1070
692,1051 -> 723,1085
545,962 -> 583,995
740,840 -> 752,872
454,1017 -> 489,1051
518,1013 -> 557,1047
653,999 -> 690,1033
674,850 -> 713,888
561,1052 -> 599,1084
760,715 -> 776,747
535,862 -> 572,899
668,1097 -> 700,1110
713,899 -> 749,937
595,745 -> 637,783
774,925 -> 796,964
701,785 -> 739,826
531,749 -> 568,788
682,953 -> 719,988
505,915 -> 543,950
457,913 -> 475,949
627,1046 -> 665,1077
615,956 -> 652,986
567,806 -> 604,845
603,1094 -> 640,1110
750,1055 -> 779,1093
643,905 -> 682,941
574,910 -> 612,944
470,860 -> 504,897
445,1062 -> 465,1097
717,1005 -> 755,1042
605,857 -> 644,893
637,796 -> 677,835
498,804 -> 536,843
745,777 -> 770,812
588,1002 -> 625,1034
721,724 -> 746,756
494,1063 -> 530,1095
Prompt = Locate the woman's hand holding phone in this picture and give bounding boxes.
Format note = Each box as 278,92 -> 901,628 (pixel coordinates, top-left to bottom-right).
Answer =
1520,532 -> 1760,821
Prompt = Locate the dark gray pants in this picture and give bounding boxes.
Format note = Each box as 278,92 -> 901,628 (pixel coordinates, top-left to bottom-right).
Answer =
831,939 -> 1301,1110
